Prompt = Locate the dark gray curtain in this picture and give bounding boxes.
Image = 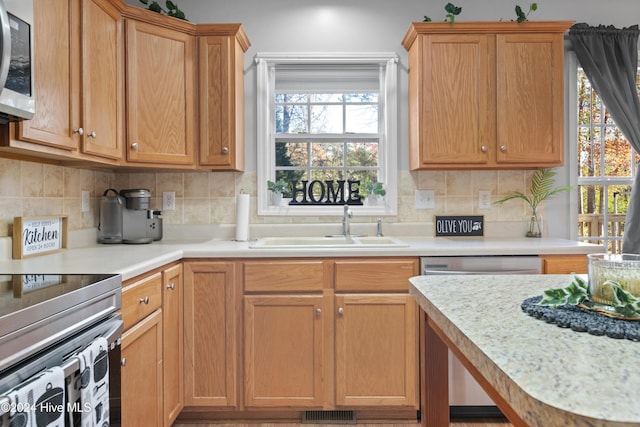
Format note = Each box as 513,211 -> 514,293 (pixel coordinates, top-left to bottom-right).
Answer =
568,24 -> 640,253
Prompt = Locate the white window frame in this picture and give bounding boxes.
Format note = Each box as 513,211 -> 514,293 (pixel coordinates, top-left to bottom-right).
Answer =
255,53 -> 399,216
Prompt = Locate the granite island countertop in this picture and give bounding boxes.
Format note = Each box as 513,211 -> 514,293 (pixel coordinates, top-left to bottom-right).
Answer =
409,274 -> 640,427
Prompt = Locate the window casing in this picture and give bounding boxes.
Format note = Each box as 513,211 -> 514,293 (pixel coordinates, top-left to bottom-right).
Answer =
256,53 -> 398,216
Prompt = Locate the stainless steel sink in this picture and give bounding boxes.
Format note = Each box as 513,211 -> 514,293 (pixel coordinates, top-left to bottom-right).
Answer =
249,236 -> 408,249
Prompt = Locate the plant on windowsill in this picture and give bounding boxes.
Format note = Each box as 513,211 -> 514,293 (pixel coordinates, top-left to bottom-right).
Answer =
267,179 -> 289,206
493,168 -> 571,238
361,181 -> 387,207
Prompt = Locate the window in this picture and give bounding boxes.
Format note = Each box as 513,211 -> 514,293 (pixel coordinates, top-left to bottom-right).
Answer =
576,66 -> 640,253
256,54 -> 398,216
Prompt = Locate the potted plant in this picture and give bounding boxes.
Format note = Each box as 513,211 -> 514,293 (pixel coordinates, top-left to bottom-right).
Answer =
267,179 -> 288,206
494,168 -> 571,238
361,181 -> 387,206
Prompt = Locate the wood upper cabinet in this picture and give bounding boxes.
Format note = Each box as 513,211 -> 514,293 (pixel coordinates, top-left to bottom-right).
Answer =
7,0 -> 123,162
197,26 -> 250,171
162,264 -> 183,426
183,261 -> 238,408
125,19 -> 196,166
402,21 -> 572,170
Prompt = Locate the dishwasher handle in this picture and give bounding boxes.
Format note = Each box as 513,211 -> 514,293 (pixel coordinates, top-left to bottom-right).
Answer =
423,269 -> 541,275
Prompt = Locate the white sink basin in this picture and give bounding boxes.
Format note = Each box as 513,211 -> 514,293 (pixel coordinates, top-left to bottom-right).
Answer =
249,236 -> 408,249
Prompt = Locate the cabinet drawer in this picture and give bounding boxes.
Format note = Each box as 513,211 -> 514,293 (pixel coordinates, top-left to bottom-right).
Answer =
122,272 -> 162,330
541,255 -> 588,274
244,260 -> 325,292
335,258 -> 419,292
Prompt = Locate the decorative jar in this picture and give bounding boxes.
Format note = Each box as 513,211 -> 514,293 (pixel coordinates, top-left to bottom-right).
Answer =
588,253 -> 640,304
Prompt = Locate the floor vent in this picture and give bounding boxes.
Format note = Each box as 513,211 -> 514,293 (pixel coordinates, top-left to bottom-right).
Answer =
302,410 -> 356,424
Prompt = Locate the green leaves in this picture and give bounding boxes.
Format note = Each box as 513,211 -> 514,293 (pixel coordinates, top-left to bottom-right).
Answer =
608,281 -> 640,317
515,3 -> 538,23
138,0 -> 188,21
444,3 -> 462,23
494,168 -> 571,215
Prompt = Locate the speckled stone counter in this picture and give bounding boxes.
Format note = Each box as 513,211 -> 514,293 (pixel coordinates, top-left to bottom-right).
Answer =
409,274 -> 640,427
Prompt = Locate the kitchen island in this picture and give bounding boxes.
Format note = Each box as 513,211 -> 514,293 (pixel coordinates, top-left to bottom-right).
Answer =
409,274 -> 640,427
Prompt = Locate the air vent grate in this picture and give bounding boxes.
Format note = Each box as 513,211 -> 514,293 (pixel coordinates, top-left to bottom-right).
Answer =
302,410 -> 356,424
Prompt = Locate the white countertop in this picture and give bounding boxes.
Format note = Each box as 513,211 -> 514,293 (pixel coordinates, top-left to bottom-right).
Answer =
409,274 -> 640,427
0,236 -> 601,281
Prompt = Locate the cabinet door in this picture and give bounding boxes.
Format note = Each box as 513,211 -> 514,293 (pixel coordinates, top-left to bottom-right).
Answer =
162,264 -> 183,426
80,0 -> 122,159
183,262 -> 237,407
244,295 -> 324,408
121,309 -> 163,427
18,0 -> 80,150
334,294 -> 418,408
496,32 -> 564,165
198,35 -> 244,170
417,34 -> 494,166
541,254 -> 587,274
125,19 -> 195,165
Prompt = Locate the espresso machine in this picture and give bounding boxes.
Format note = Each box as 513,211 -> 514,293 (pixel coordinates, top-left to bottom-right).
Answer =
98,188 -> 162,244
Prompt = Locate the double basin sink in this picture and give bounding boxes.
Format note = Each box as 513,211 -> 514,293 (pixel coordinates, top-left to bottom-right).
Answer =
249,236 -> 408,249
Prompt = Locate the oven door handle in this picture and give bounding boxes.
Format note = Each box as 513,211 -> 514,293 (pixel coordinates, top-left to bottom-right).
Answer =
60,318 -> 123,377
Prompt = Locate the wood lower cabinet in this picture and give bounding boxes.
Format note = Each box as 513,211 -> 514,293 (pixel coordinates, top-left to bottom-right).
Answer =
183,261 -> 238,408
402,21 -> 572,170
125,18 -> 196,166
122,309 -> 163,427
541,254 -> 588,274
162,264 -> 184,426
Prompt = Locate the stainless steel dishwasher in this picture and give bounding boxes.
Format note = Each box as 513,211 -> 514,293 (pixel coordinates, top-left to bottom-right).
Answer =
420,255 -> 542,418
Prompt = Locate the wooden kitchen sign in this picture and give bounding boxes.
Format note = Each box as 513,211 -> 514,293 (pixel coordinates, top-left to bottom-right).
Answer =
13,216 -> 68,259
435,215 -> 484,237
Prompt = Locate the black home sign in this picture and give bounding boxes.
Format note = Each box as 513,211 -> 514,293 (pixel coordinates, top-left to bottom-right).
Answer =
289,180 -> 363,205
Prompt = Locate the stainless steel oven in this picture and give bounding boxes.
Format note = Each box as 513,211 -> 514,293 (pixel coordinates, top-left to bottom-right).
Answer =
0,273 -> 122,426
421,256 -> 541,418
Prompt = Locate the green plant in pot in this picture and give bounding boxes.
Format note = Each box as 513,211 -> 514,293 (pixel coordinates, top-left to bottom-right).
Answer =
361,181 -> 386,206
267,179 -> 289,206
494,168 -> 571,238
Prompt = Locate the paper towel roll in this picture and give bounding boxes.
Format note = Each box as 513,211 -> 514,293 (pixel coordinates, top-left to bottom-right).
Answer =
235,193 -> 250,241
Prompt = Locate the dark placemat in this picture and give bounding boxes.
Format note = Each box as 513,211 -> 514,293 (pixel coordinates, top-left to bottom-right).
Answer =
521,296 -> 640,341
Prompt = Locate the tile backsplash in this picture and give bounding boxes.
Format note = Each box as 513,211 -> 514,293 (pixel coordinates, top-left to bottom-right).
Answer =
0,158 -> 536,239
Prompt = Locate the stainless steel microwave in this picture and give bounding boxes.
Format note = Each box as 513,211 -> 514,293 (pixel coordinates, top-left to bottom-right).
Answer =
0,0 -> 34,123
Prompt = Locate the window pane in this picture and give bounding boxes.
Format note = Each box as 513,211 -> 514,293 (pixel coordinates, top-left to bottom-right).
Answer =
310,105 -> 343,133
345,104 -> 378,133
276,105 -> 308,133
578,127 -> 601,177
604,128 -> 633,177
345,93 -> 378,102
310,93 -> 343,102
346,142 -> 378,166
276,93 -> 308,103
276,142 -> 308,167
310,169 -> 344,182
349,170 -> 379,187
311,142 -> 344,167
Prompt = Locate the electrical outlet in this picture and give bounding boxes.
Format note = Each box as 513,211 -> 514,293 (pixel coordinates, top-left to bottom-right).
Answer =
478,190 -> 492,210
163,191 -> 176,211
81,191 -> 90,212
415,189 -> 435,209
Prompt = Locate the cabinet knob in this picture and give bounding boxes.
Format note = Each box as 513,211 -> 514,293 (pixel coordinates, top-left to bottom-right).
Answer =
73,127 -> 84,136
88,131 -> 97,138
167,283 -> 175,290
500,145 -> 507,152
338,307 -> 344,315
222,146 -> 229,154
131,142 -> 138,150
316,308 -> 322,315
121,358 -> 127,367
481,145 -> 487,152
138,296 -> 149,304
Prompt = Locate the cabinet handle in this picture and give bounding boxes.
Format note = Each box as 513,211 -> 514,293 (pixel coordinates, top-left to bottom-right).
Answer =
131,142 -> 138,150
222,146 -> 229,154
138,296 -> 149,304
500,145 -> 507,152
338,307 -> 344,315
481,145 -> 487,152
121,358 -> 127,367
316,308 -> 322,315
73,127 -> 84,136
167,283 -> 175,290
88,131 -> 97,138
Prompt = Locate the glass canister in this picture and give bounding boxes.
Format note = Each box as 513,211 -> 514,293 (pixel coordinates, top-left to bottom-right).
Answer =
588,253 -> 640,304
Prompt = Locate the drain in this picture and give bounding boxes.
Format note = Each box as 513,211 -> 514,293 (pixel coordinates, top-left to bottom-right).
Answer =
302,410 -> 356,424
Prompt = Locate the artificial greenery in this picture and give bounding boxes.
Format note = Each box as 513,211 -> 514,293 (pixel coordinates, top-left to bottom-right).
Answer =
494,168 -> 571,236
139,0 -> 187,20
515,3 -> 538,23
361,181 -> 386,198
424,3 -> 462,23
267,179 -> 289,194
540,275 -> 640,318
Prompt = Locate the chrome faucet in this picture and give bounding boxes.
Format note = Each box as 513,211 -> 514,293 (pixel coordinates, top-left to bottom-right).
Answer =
342,204 -> 352,236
